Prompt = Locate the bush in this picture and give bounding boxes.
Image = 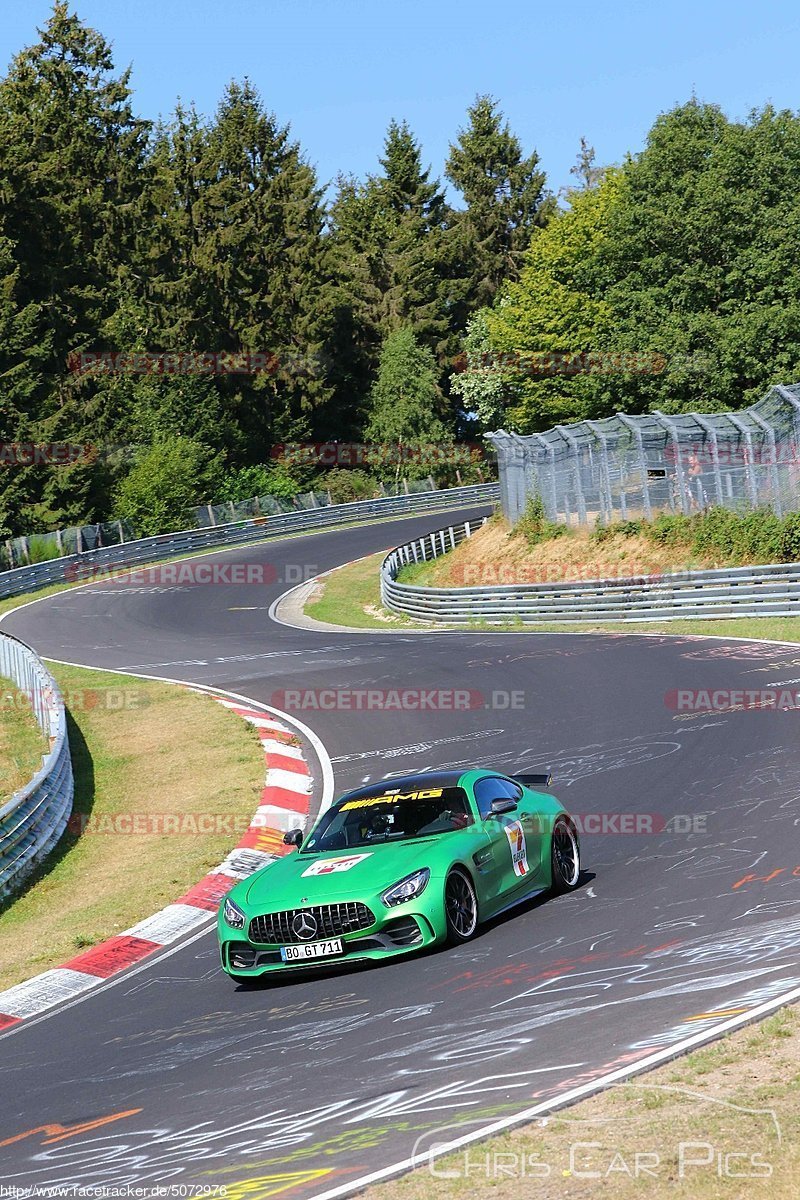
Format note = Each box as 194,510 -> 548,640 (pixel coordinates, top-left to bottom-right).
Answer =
779,513 -> 800,561
322,469 -> 379,504
590,521 -> 613,543
26,534 -> 62,563
688,507 -> 740,558
114,438 -> 223,537
734,509 -> 783,563
645,513 -> 695,547
216,464 -> 276,504
511,494 -> 566,547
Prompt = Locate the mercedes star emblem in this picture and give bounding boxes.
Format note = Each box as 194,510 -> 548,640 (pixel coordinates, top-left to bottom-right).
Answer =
292,911 -> 318,940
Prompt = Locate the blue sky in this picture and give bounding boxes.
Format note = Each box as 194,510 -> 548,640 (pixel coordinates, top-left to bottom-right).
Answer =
3,0 -> 800,198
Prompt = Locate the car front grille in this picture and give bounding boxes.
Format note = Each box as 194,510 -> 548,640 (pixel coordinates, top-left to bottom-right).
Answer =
249,902 -> 375,945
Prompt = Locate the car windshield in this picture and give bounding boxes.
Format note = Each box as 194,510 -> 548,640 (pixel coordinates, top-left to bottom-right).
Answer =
302,785 -> 474,852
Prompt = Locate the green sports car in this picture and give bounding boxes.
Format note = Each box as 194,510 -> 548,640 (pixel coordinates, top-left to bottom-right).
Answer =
218,768 -> 581,980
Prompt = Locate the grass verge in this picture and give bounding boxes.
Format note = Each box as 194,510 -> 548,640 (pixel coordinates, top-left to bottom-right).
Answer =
0,675 -> 48,800
0,662 -> 264,991
304,550 -> 800,644
362,1006 -> 799,1200
307,554 -> 422,629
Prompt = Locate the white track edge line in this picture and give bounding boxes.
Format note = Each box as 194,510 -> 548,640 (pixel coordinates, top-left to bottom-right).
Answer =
311,981 -> 800,1200
0,684 -> 334,1035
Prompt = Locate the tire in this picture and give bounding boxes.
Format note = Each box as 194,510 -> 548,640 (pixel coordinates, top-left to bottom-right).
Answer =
444,868 -> 479,945
550,817 -> 581,892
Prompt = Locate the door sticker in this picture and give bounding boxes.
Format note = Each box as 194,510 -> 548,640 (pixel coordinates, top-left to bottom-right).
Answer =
504,820 -> 529,877
301,853 -> 372,877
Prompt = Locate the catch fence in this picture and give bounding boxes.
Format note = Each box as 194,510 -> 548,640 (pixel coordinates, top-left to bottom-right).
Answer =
487,384 -> 800,526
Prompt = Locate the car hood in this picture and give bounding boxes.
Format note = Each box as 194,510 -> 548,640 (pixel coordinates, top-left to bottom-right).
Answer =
242,838 -> 444,909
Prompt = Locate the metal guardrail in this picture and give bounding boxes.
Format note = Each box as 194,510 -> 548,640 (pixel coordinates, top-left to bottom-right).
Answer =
0,485 -> 499,603
0,634 -> 73,898
381,519 -> 800,623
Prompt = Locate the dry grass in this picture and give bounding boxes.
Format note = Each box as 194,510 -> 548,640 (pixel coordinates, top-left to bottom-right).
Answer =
407,518 -> 716,588
362,1007 -> 799,1200
307,547 -> 800,645
0,663 -> 264,990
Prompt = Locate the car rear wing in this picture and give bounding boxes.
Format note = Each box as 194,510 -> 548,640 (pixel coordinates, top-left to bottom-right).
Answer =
513,772 -> 553,790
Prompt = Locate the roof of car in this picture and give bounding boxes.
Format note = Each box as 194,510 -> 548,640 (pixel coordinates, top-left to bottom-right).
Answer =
335,771 -> 466,805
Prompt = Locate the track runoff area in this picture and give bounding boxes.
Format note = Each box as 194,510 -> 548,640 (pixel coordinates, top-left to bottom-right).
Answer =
1,504 -> 798,1197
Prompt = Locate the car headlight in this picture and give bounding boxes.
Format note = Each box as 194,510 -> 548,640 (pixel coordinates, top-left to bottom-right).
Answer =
381,868 -> 430,908
223,897 -> 246,929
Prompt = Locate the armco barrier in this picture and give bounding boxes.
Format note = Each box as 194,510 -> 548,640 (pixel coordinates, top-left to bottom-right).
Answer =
380,519 -> 800,622
0,634 -> 73,898
0,485 -> 498,603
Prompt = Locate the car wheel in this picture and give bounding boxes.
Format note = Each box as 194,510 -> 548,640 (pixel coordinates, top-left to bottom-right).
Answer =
551,817 -> 581,892
444,868 -> 479,944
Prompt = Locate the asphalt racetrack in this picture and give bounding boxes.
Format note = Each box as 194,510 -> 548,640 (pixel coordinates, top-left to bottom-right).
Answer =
1,506 -> 799,1197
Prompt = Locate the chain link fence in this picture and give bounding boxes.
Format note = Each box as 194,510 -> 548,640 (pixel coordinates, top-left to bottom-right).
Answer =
195,478 -> 438,529
487,383 -> 800,526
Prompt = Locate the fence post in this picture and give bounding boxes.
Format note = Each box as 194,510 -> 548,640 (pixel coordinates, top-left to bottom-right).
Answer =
749,410 -> 783,517
586,422 -> 618,521
653,412 -> 691,516
617,414 -> 652,520
556,426 -> 587,524
726,414 -> 759,508
692,415 -> 724,508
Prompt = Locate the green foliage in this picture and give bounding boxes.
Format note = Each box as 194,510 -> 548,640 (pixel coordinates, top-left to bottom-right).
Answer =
254,463 -> 303,502
644,506 -> 794,564
467,98 -> 800,434
519,504 -> 800,567
216,465 -> 277,504
331,120 -> 455,372
445,94 -> 552,313
779,513 -> 800,560
450,311 -> 511,432
591,517 -> 643,542
646,513 -> 694,547
366,327 -> 453,480
113,439 -> 223,536
481,173 -> 621,430
590,521 -> 613,544
26,534 -> 62,564
510,494 -> 565,547
321,469 -> 378,504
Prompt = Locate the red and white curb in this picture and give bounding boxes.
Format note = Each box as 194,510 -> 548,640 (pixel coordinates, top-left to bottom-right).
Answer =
0,695 -> 315,1031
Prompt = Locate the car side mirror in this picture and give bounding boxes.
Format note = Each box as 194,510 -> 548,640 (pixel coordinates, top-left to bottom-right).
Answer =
282,828 -> 303,848
489,798 -> 517,816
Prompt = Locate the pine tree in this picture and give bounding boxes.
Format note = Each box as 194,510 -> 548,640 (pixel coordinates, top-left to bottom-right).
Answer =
331,121 -> 454,362
366,327 -> 451,479
143,80 -> 351,457
0,2 -> 150,531
446,95 -> 551,312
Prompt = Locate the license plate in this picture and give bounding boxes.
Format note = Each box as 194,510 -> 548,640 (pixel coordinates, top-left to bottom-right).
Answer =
280,938 -> 343,962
